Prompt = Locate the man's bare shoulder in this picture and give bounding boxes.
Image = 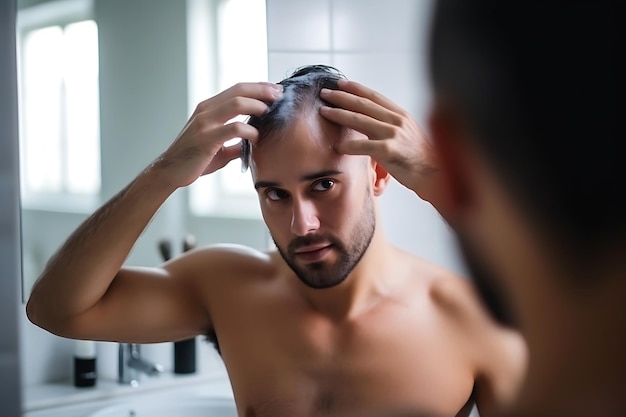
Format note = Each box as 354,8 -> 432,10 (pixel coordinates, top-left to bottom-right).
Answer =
163,244 -> 280,293
421,261 -> 527,412
165,243 -> 281,285
191,242 -> 272,261
397,248 -> 526,361
391,248 -> 487,317
394,248 -> 470,298
426,267 -> 522,345
429,271 -> 487,323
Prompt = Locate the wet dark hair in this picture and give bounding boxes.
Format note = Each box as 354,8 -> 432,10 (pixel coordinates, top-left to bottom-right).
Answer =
240,64 -> 346,171
429,1 -> 622,273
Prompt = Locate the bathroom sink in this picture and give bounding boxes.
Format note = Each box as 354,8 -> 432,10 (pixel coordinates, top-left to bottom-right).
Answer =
88,397 -> 237,417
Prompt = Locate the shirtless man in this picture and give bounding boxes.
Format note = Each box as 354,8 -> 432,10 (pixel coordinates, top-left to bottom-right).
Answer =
26,65 -> 526,417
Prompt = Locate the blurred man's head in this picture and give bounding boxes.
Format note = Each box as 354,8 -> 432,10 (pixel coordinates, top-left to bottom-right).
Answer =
427,4 -> 623,413
246,65 -> 390,289
427,1 -> 622,325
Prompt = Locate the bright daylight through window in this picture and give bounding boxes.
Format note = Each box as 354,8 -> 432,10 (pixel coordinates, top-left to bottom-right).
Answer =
188,0 -> 268,218
18,19 -> 101,211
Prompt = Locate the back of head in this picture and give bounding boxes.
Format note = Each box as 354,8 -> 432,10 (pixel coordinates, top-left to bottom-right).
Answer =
243,65 -> 345,166
428,1 -> 622,276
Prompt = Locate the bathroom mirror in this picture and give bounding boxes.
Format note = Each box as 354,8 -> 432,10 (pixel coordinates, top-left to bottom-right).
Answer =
17,0 -> 271,305
16,1 -> 468,414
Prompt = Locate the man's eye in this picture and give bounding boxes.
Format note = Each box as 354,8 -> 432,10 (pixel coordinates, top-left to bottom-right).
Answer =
312,179 -> 335,192
266,189 -> 290,201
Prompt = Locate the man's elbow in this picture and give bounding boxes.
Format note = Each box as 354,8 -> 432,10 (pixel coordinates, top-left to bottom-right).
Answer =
25,293 -> 52,332
25,289 -> 68,337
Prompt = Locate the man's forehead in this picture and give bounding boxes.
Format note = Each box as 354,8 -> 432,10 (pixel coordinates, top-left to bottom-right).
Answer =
249,111 -> 370,182
253,112 -> 343,156
251,144 -> 345,178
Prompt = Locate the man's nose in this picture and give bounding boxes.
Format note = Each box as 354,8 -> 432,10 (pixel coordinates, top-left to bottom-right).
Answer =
290,199 -> 320,236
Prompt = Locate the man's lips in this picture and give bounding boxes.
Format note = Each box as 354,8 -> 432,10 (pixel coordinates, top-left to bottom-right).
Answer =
294,243 -> 332,254
293,244 -> 334,262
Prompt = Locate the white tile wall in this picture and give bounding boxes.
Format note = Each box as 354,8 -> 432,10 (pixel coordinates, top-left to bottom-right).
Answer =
266,0 -> 332,51
332,0 -> 429,52
266,0 -> 466,276
268,52 -> 333,81
331,52 -> 426,114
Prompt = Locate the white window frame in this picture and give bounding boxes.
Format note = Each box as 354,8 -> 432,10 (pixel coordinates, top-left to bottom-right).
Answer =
187,0 -> 267,219
17,0 -> 101,213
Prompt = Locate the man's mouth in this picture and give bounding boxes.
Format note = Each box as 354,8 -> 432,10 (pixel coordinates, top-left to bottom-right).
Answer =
293,244 -> 333,263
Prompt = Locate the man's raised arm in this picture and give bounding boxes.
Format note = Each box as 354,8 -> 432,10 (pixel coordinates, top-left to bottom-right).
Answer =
26,82 -> 283,343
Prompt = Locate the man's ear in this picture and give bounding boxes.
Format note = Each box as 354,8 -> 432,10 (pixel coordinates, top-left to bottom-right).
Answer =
371,158 -> 391,196
428,102 -> 475,226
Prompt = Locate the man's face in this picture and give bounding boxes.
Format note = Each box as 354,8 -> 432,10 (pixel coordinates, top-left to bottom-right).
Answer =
250,112 -> 376,289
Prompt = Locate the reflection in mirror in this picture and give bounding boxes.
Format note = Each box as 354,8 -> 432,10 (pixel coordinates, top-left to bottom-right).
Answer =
18,1 -> 483,417
19,19 -> 101,202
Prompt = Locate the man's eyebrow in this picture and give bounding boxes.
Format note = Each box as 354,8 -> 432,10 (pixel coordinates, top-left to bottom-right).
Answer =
254,180 -> 279,190
254,170 -> 343,190
300,170 -> 343,181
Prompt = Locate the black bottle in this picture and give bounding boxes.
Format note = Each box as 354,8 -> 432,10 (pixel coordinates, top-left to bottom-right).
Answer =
73,340 -> 97,387
174,337 -> 196,374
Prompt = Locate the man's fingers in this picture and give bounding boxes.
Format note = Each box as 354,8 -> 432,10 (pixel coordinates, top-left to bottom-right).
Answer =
334,135 -> 387,160
204,142 -> 243,175
319,105 -> 397,139
210,121 -> 259,146
320,88 -> 400,126
213,82 -> 282,104
220,141 -> 244,162
202,96 -> 270,125
193,82 -> 283,118
335,79 -> 407,115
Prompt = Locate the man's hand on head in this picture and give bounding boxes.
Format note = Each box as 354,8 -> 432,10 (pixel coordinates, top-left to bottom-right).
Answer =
150,82 -> 283,189
318,79 -> 441,203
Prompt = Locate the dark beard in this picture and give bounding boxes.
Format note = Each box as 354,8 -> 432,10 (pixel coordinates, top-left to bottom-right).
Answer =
273,194 -> 376,289
455,232 -> 519,328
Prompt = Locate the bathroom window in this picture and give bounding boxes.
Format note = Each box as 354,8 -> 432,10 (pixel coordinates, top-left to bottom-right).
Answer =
17,5 -> 101,212
188,0 -> 267,218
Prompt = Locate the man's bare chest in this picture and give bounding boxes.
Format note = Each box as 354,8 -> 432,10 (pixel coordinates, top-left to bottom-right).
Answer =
212,305 -> 475,417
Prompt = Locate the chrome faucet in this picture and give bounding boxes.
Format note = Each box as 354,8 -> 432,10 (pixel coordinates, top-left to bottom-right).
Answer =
118,343 -> 164,386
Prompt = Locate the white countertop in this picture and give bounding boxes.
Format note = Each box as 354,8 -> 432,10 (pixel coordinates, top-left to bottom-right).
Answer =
23,371 -> 234,417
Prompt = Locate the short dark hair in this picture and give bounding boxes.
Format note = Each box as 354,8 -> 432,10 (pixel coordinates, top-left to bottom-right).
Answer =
241,64 -> 346,170
429,1 -> 622,268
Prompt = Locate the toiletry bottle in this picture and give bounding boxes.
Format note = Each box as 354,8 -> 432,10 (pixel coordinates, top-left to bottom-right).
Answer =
174,337 -> 197,374
73,339 -> 97,387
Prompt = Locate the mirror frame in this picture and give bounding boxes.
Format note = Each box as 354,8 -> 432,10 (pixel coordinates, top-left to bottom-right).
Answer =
0,0 -> 24,414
